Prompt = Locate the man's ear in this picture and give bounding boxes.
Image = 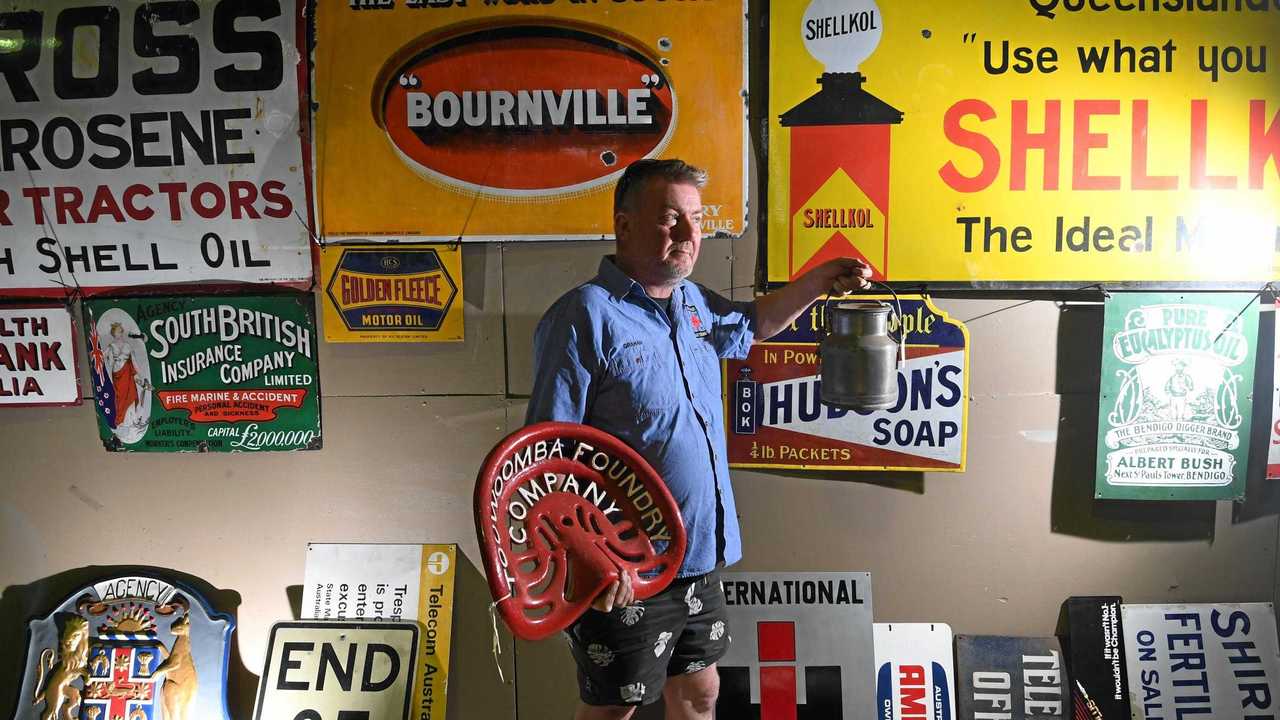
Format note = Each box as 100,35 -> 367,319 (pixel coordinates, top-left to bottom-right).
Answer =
614,211 -> 629,243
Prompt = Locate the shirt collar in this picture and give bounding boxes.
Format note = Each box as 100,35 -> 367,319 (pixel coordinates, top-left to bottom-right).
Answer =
597,255 -> 687,303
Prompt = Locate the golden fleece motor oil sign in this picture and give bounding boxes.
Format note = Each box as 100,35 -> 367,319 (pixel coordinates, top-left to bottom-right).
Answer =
312,1 -> 746,241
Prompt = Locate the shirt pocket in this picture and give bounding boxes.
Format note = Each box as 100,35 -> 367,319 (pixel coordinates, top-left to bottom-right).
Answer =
607,345 -> 680,415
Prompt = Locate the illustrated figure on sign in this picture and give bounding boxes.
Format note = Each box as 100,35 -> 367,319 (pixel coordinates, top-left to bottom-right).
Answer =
527,158 -> 870,719
1165,359 -> 1194,420
105,323 -> 149,423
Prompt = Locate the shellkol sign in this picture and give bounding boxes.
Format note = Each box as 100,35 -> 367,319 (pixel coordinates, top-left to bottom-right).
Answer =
83,294 -> 321,452
0,0 -> 312,294
313,1 -> 746,240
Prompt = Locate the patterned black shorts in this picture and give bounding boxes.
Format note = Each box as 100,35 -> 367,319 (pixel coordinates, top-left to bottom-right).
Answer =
565,570 -> 730,706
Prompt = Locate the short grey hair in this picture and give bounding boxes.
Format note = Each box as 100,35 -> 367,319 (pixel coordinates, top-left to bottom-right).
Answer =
613,159 -> 707,215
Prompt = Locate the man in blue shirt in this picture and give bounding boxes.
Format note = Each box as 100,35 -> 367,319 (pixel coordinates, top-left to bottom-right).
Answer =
527,158 -> 870,720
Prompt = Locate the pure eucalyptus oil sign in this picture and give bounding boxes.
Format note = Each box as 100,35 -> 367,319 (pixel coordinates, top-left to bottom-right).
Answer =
84,294 -> 321,452
1096,293 -> 1257,500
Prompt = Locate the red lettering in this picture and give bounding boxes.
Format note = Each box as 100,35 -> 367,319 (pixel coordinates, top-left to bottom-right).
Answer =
1249,99 -> 1279,189
54,186 -> 85,224
262,179 -> 292,219
123,184 -> 154,221
228,180 -> 261,219
87,185 -> 127,223
158,182 -> 187,221
1010,99 -> 1060,190
23,186 -> 50,225
940,99 -> 1000,192
191,182 -> 226,219
1191,99 -> 1236,189
0,190 -> 9,226
898,664 -> 927,718
1131,100 -> 1177,190
1072,100 -> 1120,190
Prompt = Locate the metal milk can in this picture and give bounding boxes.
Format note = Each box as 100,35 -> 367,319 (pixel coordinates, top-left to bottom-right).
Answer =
819,300 -> 899,411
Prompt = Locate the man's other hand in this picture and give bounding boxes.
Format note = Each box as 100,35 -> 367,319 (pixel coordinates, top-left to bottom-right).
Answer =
592,568 -> 635,612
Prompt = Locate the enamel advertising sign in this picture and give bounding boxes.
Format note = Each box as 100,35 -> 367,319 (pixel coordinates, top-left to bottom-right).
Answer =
0,305 -> 80,406
83,294 -> 321,452
874,623 -> 956,720
0,1 -> 312,295
14,572 -> 235,720
725,295 -> 969,472
1095,292 -> 1258,500
320,244 -> 463,343
766,0 -> 1280,287
301,544 -> 458,720
1121,603 -> 1280,720
1269,300 -> 1280,479
717,572 -> 875,720
311,1 -> 745,241
954,636 -> 1069,720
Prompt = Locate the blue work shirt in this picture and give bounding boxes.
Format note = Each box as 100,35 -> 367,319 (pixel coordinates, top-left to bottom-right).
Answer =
526,256 -> 757,577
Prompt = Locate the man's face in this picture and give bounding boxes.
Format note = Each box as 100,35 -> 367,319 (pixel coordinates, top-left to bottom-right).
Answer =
615,178 -> 703,289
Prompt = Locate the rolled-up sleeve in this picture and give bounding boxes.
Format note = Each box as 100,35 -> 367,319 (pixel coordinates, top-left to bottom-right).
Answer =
526,300 -> 598,425
699,286 -> 757,360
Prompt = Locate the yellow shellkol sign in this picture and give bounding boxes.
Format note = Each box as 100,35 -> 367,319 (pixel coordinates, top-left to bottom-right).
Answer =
320,245 -> 463,343
313,1 -> 746,241
768,0 -> 1280,286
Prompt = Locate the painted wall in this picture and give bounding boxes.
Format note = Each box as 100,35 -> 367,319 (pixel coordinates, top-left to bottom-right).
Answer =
2,225 -> 1276,719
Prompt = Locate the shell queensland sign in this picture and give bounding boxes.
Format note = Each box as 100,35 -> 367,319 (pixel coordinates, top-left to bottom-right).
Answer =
312,1 -> 745,241
320,244 -> 462,343
0,0 -> 312,294
83,293 -> 320,452
724,295 -> 969,472
767,0 -> 1280,286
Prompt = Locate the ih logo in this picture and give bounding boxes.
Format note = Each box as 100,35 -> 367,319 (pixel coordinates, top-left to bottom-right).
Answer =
718,622 -> 843,719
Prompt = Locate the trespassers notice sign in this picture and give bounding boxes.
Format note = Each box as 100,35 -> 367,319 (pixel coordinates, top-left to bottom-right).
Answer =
83,293 -> 320,452
717,572 -> 875,720
1095,292 -> 1258,500
301,544 -> 458,720
725,295 -> 969,472
1121,603 -> 1280,720
0,1 -> 311,295
0,305 -> 79,406
311,1 -> 746,241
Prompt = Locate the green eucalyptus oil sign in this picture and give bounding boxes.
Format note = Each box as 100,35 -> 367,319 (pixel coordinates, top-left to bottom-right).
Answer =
1096,293 -> 1257,500
84,294 -> 321,452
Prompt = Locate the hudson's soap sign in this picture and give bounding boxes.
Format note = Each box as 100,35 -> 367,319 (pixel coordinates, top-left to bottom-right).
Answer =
313,1 -> 746,241
725,295 -> 969,472
84,294 -> 321,452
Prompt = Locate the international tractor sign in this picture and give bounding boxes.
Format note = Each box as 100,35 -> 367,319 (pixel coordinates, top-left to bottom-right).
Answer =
767,0 -> 1280,287
312,1 -> 746,242
725,295 -> 969,472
